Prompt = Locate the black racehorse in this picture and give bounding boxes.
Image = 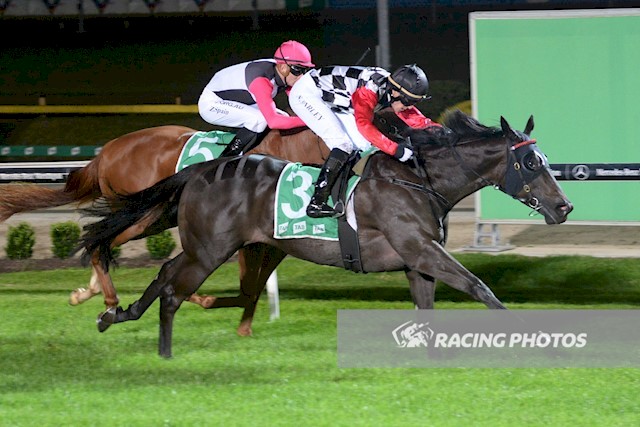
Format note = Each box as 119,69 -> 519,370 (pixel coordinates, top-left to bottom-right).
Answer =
78,110 -> 573,357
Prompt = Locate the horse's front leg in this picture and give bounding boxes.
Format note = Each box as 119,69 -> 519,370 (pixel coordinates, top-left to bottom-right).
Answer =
405,270 -> 436,309
185,247 -> 261,334
236,244 -> 287,336
186,244 -> 287,337
159,283 -> 180,359
410,241 -> 506,309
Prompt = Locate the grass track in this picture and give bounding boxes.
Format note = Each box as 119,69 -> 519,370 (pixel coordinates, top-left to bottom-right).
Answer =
1,255 -> 639,426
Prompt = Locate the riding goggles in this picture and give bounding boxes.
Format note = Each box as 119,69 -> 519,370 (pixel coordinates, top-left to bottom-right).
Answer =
289,65 -> 311,76
391,94 -> 431,107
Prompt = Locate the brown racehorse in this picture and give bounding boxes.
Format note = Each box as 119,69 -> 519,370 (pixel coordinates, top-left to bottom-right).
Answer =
0,124 -> 330,330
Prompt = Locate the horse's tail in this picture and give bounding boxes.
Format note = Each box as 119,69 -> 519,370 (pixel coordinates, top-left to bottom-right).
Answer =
0,158 -> 102,222
78,165 -> 196,272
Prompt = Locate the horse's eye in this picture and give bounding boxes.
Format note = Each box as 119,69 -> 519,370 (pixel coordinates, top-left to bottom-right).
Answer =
523,152 -> 544,171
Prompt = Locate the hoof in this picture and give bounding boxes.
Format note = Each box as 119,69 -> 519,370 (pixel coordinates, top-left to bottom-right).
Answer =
187,294 -> 217,308
69,288 -> 88,306
96,307 -> 118,333
237,325 -> 253,337
69,292 -> 81,306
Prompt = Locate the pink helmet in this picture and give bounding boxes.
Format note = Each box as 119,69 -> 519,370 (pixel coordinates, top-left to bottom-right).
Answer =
274,40 -> 315,68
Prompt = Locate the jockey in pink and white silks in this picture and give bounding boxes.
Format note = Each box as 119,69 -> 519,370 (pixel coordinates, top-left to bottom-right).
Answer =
289,64 -> 441,218
198,40 -> 315,156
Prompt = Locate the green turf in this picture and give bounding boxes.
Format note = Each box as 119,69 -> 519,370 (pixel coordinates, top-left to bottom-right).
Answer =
1,255 -> 639,426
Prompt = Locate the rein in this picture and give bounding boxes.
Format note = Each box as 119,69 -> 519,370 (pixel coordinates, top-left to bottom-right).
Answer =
369,120 -> 452,242
362,142 -> 451,243
394,134 -> 544,220
387,175 -> 452,208
373,123 -> 453,211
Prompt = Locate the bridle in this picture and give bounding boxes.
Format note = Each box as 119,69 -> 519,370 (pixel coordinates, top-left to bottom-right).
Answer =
501,138 -> 546,212
368,126 -> 549,239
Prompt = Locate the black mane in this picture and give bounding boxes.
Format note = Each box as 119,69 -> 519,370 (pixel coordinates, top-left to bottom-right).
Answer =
442,109 -> 500,139
404,109 -> 501,147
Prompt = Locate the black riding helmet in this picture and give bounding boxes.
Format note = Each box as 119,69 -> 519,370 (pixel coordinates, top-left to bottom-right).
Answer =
387,64 -> 430,106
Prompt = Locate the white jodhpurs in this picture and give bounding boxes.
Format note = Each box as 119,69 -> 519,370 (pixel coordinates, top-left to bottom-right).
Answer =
199,91 -> 279,133
289,73 -> 372,154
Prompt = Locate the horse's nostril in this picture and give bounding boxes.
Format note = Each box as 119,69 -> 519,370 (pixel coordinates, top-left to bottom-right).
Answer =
558,202 -> 573,215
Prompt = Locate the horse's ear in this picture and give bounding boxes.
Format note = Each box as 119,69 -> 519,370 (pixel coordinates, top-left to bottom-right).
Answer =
500,116 -> 517,140
524,115 -> 534,135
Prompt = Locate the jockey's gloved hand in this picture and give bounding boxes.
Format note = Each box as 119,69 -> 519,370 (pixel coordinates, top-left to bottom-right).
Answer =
394,142 -> 414,162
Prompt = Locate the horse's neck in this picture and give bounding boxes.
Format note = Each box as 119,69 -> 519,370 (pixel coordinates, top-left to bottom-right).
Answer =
437,137 -> 507,203
367,138 -> 507,213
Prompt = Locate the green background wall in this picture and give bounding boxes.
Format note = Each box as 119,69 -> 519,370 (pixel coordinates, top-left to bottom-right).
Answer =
470,9 -> 640,223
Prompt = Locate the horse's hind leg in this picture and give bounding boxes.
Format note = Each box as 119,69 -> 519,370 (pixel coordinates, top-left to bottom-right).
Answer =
69,266 -> 101,306
97,253 -> 185,332
72,212 -> 163,310
69,250 -> 116,308
159,284 -> 178,358
158,256 -> 224,358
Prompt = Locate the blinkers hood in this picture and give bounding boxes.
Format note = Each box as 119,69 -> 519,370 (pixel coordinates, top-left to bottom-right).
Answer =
504,141 -> 549,197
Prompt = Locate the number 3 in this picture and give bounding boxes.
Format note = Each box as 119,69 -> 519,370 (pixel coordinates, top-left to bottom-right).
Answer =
281,170 -> 313,219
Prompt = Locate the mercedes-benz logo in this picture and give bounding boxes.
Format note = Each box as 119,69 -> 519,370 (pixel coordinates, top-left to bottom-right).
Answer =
571,164 -> 590,180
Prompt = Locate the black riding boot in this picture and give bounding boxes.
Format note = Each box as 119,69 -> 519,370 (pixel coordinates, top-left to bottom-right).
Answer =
306,148 -> 350,218
220,128 -> 259,157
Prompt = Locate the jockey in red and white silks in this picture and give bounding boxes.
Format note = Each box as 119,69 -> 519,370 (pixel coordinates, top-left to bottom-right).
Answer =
289,65 -> 439,160
289,64 -> 441,218
198,40 -> 315,156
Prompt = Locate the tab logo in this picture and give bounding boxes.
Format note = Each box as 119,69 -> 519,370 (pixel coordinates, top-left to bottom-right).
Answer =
293,222 -> 307,234
313,224 -> 326,234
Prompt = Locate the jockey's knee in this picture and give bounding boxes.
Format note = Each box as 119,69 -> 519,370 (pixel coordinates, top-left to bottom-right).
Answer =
324,139 -> 353,154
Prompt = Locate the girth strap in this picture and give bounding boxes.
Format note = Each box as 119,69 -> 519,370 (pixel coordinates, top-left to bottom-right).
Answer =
331,152 -> 365,273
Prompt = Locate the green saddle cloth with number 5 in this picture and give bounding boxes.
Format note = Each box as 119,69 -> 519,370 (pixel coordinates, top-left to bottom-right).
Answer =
175,130 -> 236,173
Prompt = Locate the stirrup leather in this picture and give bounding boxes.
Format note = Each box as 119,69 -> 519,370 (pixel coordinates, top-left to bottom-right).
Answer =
220,139 -> 245,157
306,199 -> 345,219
